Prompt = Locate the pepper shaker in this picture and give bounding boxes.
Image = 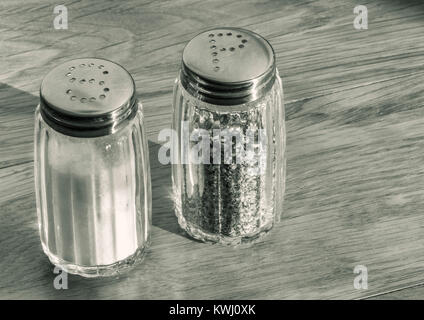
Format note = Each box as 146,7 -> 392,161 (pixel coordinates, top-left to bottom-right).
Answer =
172,28 -> 286,245
34,58 -> 151,277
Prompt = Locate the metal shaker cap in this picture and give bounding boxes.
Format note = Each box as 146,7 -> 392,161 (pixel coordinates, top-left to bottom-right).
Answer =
181,27 -> 276,106
40,58 -> 137,137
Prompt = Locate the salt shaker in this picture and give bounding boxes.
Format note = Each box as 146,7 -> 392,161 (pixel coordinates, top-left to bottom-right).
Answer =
34,58 -> 151,277
172,28 -> 286,245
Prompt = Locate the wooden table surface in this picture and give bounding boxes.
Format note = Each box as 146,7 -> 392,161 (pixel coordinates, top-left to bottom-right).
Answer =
1,0 -> 424,300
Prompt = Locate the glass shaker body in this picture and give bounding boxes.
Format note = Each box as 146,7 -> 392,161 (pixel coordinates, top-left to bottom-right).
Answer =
172,28 -> 286,245
34,58 -> 151,277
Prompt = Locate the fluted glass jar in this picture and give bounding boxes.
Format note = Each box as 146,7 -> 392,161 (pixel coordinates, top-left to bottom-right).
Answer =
34,58 -> 151,277
172,28 -> 286,245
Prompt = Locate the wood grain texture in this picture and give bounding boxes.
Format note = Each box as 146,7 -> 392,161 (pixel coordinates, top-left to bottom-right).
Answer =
367,284 -> 424,300
1,0 -> 424,299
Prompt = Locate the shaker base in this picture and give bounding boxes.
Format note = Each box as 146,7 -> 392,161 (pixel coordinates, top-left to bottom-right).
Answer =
175,208 -> 275,246
42,243 -> 148,278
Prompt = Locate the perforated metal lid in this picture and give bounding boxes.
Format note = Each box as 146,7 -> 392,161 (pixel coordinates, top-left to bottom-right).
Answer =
40,58 -> 137,137
181,27 -> 276,106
